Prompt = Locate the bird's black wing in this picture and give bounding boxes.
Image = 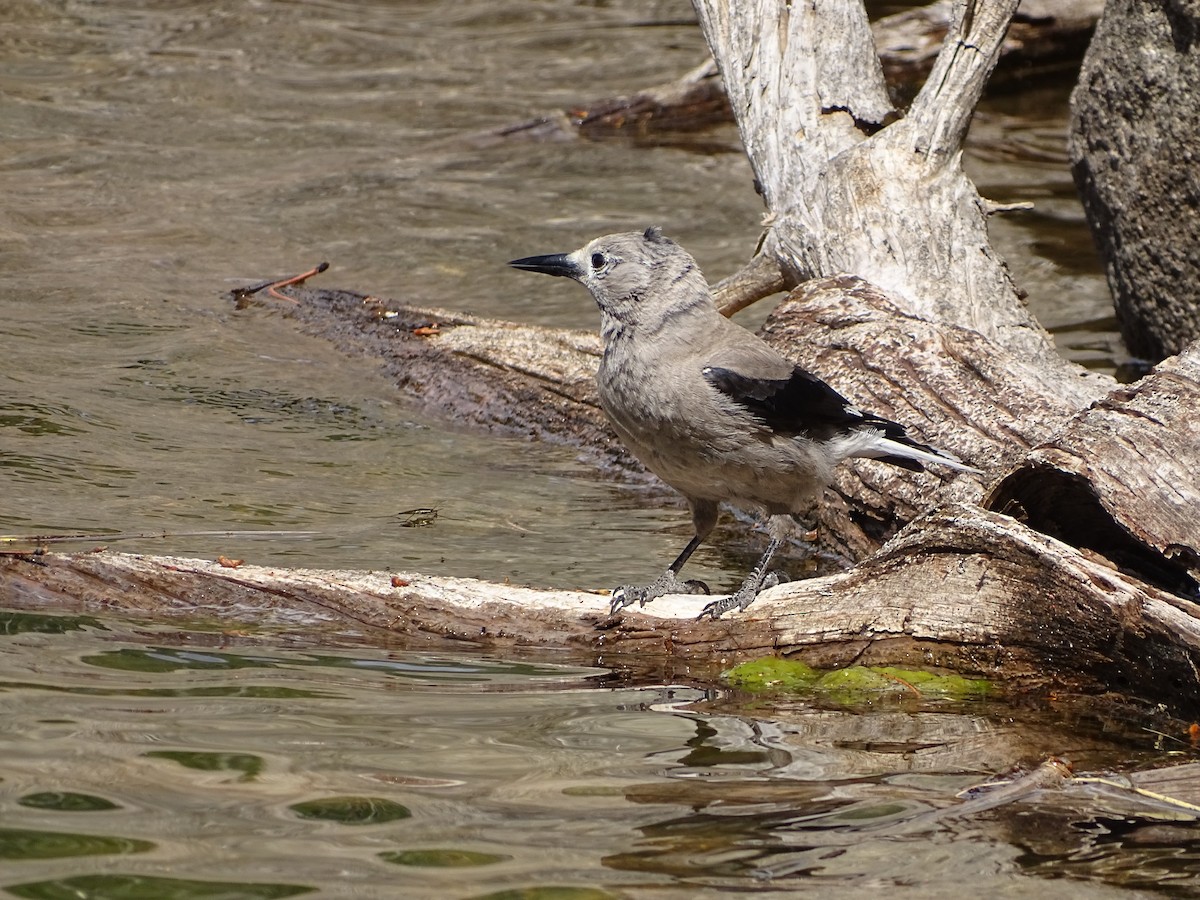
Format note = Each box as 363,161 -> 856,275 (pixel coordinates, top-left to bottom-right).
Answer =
702,364 -> 924,470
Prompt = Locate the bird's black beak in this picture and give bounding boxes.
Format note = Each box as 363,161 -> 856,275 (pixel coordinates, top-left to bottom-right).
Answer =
508,253 -> 580,279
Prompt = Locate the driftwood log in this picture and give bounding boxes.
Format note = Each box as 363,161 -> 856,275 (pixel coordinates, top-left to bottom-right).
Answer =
6,0 -> 1200,717
5,281 -> 1198,710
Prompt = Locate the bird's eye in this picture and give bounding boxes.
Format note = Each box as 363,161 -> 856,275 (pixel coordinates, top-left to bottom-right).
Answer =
590,252 -> 607,270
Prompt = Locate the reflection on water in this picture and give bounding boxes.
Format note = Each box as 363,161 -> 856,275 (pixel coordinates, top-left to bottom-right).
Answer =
4,610 -> 1200,897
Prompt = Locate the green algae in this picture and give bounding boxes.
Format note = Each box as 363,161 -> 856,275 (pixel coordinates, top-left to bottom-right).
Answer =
724,658 -> 992,702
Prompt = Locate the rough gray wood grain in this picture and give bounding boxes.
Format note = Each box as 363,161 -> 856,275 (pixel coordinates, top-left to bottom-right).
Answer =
988,343 -> 1200,593
693,0 -> 1102,383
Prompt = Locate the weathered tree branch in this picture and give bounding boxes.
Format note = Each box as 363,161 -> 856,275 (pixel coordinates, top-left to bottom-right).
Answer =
693,0 -> 888,224
7,493 -> 1199,712
714,247 -> 788,316
693,0 -> 1091,378
909,1 -> 1025,157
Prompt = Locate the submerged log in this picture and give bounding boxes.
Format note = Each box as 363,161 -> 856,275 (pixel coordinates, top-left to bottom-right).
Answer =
489,59 -> 733,147
259,287 -> 624,473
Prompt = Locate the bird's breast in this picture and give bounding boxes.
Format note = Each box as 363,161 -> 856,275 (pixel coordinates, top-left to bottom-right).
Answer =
597,348 -> 712,447
597,347 -> 816,505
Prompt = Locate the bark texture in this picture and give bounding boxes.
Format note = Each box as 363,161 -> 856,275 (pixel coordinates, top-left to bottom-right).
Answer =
1069,0 -> 1200,360
693,0 -> 1087,378
759,276 -> 1095,559
987,343 -> 1200,596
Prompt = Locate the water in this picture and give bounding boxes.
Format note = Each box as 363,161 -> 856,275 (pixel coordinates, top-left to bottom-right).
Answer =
1,0 -> 758,588
3,610 -> 1198,898
3,5 -> 1172,894
2,0 -> 1116,589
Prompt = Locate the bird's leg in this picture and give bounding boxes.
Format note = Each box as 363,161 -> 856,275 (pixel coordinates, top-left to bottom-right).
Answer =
697,539 -> 780,620
698,514 -> 794,620
609,500 -> 717,615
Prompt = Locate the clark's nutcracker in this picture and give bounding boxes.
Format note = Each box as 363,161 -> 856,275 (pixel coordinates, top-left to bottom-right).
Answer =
510,227 -> 979,619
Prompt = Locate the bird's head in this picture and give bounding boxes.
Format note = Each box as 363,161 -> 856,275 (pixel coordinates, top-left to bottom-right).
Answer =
509,227 -> 708,330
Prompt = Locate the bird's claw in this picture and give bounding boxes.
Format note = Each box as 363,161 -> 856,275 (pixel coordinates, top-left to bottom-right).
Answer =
697,570 -> 787,620
609,573 -> 709,615
608,586 -> 640,615
697,594 -> 745,620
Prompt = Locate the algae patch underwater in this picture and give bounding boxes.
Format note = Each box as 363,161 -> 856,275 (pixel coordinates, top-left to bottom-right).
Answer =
723,658 -> 992,701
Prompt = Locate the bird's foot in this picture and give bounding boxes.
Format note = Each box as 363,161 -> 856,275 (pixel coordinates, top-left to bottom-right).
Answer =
698,570 -> 788,620
610,571 -> 710,615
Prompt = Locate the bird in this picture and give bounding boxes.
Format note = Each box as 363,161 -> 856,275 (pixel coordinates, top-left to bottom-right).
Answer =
509,227 -> 980,619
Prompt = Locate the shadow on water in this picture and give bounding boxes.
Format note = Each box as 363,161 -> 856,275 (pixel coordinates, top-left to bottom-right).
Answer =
3,609 -> 1200,897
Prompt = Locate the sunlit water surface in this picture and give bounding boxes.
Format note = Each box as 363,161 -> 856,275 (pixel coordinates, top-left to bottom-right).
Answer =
4,611 -> 1199,898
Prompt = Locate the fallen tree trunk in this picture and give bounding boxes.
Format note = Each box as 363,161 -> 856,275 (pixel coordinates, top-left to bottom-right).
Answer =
5,281 -> 1197,713
5,496 -> 1197,711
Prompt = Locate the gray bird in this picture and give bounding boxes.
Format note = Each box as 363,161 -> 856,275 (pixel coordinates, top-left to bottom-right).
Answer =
510,227 -> 980,619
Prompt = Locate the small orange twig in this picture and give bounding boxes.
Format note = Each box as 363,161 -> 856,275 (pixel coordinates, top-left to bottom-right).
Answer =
231,262 -> 329,306
880,670 -> 923,696
267,261 -> 330,303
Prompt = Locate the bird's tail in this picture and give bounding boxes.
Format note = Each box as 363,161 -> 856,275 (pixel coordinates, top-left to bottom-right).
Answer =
830,425 -> 982,475
868,435 -> 982,474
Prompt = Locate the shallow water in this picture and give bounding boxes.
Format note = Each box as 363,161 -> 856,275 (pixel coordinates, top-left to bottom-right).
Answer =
2,0 -> 1116,589
3,609 -> 1199,898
